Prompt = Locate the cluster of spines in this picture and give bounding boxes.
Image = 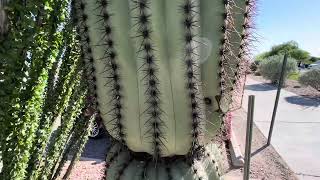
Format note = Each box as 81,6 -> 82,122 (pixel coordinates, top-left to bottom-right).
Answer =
72,0 -> 98,112
94,0 -> 127,145
181,0 -> 204,156
132,0 -> 165,159
237,0 -> 256,62
217,0 -> 236,103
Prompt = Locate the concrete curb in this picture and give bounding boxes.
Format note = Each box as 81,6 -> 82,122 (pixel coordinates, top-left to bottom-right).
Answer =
228,129 -> 245,167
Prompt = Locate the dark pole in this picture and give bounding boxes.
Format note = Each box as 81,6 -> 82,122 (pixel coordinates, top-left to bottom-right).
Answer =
267,54 -> 288,146
243,95 -> 255,180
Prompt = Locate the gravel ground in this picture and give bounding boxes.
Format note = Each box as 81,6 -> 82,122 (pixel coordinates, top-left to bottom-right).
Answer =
60,133 -> 110,180
249,74 -> 320,99
224,108 -> 298,180
61,106 -> 298,179
60,160 -> 106,180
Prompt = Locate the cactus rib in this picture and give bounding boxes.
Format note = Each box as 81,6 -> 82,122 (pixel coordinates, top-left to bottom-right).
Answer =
180,0 -> 206,157
132,0 -> 166,159
95,0 -> 127,145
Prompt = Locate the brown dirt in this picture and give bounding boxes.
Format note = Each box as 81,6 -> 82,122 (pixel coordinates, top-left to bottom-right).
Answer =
223,108 -> 298,180
249,74 -> 320,99
59,107 -> 298,180
58,134 -> 110,180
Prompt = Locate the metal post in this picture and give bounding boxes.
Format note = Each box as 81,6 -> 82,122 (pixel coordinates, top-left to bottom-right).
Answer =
243,95 -> 255,180
267,54 -> 288,146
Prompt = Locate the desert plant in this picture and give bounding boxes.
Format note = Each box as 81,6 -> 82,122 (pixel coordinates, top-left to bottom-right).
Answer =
74,0 -> 255,179
1,0 -> 255,179
299,69 -> 320,90
250,61 -> 259,72
0,1 -> 92,180
288,72 -> 300,81
309,56 -> 320,63
259,55 -> 298,84
256,41 -> 311,63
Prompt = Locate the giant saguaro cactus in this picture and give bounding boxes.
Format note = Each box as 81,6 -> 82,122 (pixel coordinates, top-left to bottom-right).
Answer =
74,0 -> 255,179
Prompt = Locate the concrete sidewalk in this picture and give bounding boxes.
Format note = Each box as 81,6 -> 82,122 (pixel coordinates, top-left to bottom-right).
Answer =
243,78 -> 320,179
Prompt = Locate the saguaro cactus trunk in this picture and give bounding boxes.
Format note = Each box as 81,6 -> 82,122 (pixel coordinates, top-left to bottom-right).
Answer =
74,0 -> 255,178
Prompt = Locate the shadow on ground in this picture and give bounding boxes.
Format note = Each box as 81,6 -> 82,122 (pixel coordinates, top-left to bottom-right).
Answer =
80,133 -> 110,161
285,96 -> 320,107
245,83 -> 277,91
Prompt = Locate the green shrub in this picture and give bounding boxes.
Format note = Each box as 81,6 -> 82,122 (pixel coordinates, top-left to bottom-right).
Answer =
299,69 -> 320,90
250,62 -> 258,72
254,71 -> 261,76
259,55 -> 298,84
288,72 -> 300,81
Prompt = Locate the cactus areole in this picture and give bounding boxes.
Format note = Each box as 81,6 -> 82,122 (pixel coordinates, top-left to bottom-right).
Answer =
74,0 -> 254,178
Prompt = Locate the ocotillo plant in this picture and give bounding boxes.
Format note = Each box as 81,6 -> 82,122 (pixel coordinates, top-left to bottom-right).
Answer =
74,0 -> 255,179
0,0 -> 94,179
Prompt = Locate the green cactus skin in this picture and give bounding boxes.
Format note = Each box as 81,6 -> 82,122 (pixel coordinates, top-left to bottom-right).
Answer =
75,0 -> 254,158
105,143 -> 223,180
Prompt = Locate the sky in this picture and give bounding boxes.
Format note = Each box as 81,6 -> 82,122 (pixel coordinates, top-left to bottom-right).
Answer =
254,0 -> 320,57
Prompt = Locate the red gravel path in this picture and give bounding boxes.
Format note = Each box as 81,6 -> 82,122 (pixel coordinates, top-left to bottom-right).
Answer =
60,160 -> 105,180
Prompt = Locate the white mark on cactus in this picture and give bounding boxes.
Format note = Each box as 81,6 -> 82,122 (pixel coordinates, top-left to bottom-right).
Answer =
196,37 -> 213,65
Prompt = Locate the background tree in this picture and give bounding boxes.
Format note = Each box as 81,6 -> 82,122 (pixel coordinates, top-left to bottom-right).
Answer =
309,56 -> 320,63
255,41 -> 311,64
